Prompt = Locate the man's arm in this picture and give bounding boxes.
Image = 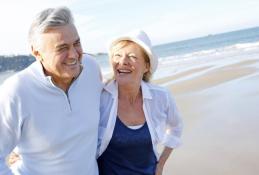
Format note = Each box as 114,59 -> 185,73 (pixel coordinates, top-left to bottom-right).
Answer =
0,118 -> 17,175
0,86 -> 20,175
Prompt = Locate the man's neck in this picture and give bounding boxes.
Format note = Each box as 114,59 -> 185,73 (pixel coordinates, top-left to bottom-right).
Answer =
51,77 -> 73,93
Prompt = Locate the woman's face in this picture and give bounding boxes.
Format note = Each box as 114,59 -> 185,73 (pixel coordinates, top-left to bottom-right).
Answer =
111,42 -> 149,86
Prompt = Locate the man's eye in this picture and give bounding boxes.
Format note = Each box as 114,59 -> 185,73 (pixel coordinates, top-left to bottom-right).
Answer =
57,47 -> 68,52
74,41 -> 81,47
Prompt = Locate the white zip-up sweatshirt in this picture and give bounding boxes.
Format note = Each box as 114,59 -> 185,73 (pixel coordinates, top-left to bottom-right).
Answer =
0,55 -> 103,175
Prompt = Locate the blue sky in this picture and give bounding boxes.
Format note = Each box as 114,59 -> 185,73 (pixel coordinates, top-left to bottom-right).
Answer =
0,0 -> 259,55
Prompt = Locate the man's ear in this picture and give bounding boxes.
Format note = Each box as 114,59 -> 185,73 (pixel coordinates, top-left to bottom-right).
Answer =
31,45 -> 42,61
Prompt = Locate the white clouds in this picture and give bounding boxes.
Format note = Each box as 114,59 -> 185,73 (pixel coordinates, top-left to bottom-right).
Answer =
0,3 -> 32,54
74,13 -> 107,53
143,12 -> 204,45
0,0 -> 76,55
141,2 -> 259,46
0,0 -> 259,55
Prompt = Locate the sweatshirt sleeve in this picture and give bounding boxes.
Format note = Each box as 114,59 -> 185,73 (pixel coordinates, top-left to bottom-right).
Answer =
162,90 -> 183,148
0,85 -> 20,175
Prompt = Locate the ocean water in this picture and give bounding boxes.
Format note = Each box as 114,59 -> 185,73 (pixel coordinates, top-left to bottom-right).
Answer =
1,26 -> 259,84
94,26 -> 259,80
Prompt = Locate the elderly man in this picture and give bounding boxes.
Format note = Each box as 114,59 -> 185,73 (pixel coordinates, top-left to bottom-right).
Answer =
0,7 -> 102,175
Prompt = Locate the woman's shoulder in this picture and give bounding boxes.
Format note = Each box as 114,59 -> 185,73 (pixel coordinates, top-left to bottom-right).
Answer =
144,82 -> 170,96
143,82 -> 176,108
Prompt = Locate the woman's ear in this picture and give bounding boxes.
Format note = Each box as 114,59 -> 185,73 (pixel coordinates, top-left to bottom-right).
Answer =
144,62 -> 150,73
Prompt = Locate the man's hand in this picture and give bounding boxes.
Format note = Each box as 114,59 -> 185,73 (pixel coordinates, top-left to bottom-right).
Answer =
7,152 -> 20,166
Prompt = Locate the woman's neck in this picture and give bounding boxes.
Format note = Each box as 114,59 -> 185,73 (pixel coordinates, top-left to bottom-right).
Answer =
118,83 -> 142,105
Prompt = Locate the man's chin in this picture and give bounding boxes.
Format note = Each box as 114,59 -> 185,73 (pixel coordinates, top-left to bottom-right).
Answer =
70,70 -> 81,79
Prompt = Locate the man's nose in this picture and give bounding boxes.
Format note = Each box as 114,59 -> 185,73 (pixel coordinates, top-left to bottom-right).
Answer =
68,46 -> 79,58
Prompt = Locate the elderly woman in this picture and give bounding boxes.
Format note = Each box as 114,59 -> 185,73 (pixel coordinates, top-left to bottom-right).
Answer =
97,30 -> 183,175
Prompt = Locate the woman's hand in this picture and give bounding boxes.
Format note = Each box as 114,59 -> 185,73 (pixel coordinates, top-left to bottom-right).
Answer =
155,162 -> 164,175
155,146 -> 173,175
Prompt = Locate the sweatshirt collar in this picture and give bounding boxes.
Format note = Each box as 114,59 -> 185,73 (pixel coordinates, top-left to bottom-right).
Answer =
30,60 -> 59,87
30,60 -> 83,89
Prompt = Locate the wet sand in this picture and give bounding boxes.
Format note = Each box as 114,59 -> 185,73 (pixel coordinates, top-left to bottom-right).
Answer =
154,58 -> 259,174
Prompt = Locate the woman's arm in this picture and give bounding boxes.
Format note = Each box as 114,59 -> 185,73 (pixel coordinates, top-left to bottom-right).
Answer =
156,146 -> 173,175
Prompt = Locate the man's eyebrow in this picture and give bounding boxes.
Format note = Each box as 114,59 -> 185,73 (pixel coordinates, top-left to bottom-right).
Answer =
56,38 -> 81,48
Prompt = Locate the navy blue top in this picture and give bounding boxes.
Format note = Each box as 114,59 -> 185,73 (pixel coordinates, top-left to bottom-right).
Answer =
98,117 -> 157,175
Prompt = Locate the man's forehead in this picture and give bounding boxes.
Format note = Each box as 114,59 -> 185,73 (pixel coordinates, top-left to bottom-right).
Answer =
44,24 -> 76,34
40,25 -> 79,42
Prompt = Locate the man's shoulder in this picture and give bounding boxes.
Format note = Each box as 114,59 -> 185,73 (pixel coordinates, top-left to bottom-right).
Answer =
2,71 -> 26,88
0,65 -> 35,95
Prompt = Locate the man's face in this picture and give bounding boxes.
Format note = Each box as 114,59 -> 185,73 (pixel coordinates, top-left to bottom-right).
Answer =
34,24 -> 83,85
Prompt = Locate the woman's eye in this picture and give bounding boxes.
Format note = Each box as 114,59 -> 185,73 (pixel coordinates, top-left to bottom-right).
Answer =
129,55 -> 137,59
114,54 -> 121,57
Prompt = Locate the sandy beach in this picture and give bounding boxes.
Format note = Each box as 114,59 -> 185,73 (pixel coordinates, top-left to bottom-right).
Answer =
154,57 -> 259,175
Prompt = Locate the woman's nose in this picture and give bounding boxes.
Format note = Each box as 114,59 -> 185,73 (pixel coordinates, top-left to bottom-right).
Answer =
118,55 -> 129,65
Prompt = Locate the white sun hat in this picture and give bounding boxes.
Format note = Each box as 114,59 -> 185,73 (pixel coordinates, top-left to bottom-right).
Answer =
108,30 -> 158,74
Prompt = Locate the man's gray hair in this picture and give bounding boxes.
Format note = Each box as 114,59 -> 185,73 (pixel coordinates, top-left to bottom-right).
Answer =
28,7 -> 74,46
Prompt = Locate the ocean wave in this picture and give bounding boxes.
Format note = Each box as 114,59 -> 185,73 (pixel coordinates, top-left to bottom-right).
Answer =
155,41 -> 259,79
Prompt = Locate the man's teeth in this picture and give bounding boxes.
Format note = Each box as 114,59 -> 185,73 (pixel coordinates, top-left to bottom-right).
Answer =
66,60 -> 77,65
